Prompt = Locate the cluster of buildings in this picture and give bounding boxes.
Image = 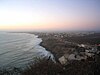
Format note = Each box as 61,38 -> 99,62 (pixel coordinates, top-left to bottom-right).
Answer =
59,44 -> 100,65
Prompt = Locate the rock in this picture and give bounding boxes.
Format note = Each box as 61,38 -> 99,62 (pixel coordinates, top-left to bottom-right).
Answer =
68,54 -> 76,60
85,52 -> 94,57
58,56 -> 68,65
85,50 -> 90,53
68,54 -> 87,61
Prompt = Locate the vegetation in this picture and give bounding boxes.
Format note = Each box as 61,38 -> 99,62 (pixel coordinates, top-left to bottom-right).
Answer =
0,67 -> 22,75
0,32 -> 100,75
65,33 -> 100,44
0,54 -> 100,75
21,58 -> 64,75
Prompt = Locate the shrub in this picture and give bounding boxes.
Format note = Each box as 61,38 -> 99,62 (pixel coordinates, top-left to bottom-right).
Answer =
21,58 -> 64,75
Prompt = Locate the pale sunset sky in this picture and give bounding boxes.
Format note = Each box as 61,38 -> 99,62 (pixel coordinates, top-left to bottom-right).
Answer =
0,0 -> 100,31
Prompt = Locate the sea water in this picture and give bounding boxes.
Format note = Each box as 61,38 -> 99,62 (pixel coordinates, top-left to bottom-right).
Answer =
0,32 -> 54,68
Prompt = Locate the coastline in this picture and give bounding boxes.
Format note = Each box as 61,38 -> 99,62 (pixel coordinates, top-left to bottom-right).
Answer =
39,40 -> 59,62
31,32 -> 100,63
0,32 -> 100,75
33,32 -> 75,63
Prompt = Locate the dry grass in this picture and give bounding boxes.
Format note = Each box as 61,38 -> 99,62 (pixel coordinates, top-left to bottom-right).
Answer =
0,55 -> 100,75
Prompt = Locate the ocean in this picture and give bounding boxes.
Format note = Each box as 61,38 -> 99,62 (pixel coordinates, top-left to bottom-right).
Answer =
0,32 -> 54,69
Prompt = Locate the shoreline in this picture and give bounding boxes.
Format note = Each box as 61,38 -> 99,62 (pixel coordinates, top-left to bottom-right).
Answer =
0,32 -> 100,75
39,40 -> 59,62
34,32 -> 76,63
31,32 -> 100,63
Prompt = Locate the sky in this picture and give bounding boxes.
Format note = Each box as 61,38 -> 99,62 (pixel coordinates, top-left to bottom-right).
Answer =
0,0 -> 100,31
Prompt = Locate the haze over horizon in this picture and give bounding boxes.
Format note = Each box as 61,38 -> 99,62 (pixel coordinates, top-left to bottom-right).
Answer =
0,0 -> 100,31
